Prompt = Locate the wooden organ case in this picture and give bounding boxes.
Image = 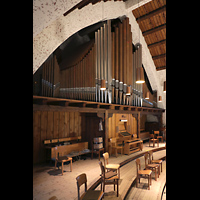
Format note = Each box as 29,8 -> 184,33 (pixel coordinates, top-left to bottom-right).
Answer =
117,116 -> 143,155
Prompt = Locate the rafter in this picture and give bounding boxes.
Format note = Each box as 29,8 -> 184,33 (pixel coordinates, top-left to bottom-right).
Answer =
148,39 -> 166,49
136,5 -> 166,22
142,24 -> 166,36
152,53 -> 166,60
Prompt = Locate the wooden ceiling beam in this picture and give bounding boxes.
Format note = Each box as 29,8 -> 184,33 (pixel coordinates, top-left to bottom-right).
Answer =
142,23 -> 166,36
156,66 -> 166,71
148,39 -> 166,49
136,5 -> 166,22
152,53 -> 166,60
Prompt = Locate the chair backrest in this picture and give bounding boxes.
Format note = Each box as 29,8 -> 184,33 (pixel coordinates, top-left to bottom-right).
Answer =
76,173 -> 87,200
148,150 -> 154,163
110,138 -> 117,147
136,158 -> 141,174
154,131 -> 159,134
149,134 -> 154,139
103,152 -> 109,166
144,152 -> 150,167
99,161 -> 105,175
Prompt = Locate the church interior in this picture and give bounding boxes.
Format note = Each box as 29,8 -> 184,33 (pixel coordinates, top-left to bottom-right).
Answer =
33,0 -> 166,199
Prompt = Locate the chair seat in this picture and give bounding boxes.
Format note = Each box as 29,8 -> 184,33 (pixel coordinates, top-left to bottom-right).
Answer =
57,156 -> 72,162
151,160 -> 162,164
150,139 -> 158,141
147,163 -> 159,168
106,164 -> 120,169
138,170 -> 152,175
105,171 -> 117,179
82,190 -> 104,200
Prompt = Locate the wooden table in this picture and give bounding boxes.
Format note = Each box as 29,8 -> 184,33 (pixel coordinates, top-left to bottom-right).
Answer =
55,156 -> 72,175
92,148 -> 104,160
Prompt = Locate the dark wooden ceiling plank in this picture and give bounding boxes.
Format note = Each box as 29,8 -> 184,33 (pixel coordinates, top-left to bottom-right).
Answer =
152,53 -> 166,60
136,5 -> 166,22
142,23 -> 166,36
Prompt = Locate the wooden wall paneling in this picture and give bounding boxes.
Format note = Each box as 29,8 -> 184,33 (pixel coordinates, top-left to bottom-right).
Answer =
47,111 -> 54,140
74,112 -> 79,136
105,110 -> 109,151
40,111 -> 48,162
33,111 -> 41,164
69,112 -> 75,137
59,112 -> 65,138
53,111 -> 59,139
64,112 -> 70,137
78,113 -> 82,136
111,113 -> 116,138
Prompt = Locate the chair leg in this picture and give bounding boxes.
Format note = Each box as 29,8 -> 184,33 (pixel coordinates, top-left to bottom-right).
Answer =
55,160 -> 57,170
148,175 -> 150,190
117,179 -> 119,197
114,181 -> 115,191
150,174 -> 152,185
136,176 -> 138,188
155,168 -> 157,181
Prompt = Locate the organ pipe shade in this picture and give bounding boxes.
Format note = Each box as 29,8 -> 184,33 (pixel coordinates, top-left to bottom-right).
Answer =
136,67 -> 145,84
163,81 -> 166,93
126,86 -> 131,95
158,96 -> 162,102
100,79 -> 106,90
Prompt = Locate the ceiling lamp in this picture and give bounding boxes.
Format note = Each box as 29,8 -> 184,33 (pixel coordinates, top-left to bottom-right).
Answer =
100,79 -> 106,90
136,67 -> 145,84
158,96 -> 162,102
163,81 -> 166,93
145,91 -> 149,99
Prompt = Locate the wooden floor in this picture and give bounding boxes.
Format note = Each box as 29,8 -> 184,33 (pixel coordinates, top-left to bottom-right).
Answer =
125,161 -> 166,200
33,142 -> 166,200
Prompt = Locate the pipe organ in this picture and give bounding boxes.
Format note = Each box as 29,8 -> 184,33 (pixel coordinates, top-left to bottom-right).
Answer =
37,17 -> 154,107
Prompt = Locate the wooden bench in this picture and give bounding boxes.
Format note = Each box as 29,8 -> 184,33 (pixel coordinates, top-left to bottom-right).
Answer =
50,142 -> 91,160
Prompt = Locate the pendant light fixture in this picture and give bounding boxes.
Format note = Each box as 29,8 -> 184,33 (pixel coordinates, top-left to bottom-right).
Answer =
100,79 -> 106,90
163,81 -> 166,93
126,86 -> 131,96
145,91 -> 149,99
136,67 -> 145,84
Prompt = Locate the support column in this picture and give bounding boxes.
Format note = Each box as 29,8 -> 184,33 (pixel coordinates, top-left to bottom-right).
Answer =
104,110 -> 109,152
137,112 -> 140,139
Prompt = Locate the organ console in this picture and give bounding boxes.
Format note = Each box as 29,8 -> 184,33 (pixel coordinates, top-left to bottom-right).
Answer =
37,16 -> 155,107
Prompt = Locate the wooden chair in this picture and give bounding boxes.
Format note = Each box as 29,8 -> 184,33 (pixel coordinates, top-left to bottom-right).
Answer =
154,131 -> 163,143
76,173 -> 104,200
109,137 -> 123,157
54,148 -> 72,175
135,158 -> 152,190
149,150 -> 163,173
149,133 -> 159,147
144,152 -> 159,181
103,152 -> 120,179
99,161 -> 119,197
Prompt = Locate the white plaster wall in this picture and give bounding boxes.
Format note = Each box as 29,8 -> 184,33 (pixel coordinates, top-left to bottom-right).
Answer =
33,0 -> 166,119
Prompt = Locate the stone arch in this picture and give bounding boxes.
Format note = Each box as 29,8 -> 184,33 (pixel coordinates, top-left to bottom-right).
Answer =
33,1 -> 126,74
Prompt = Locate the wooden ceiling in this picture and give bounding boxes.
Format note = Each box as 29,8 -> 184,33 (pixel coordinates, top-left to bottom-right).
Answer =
132,0 -> 166,71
